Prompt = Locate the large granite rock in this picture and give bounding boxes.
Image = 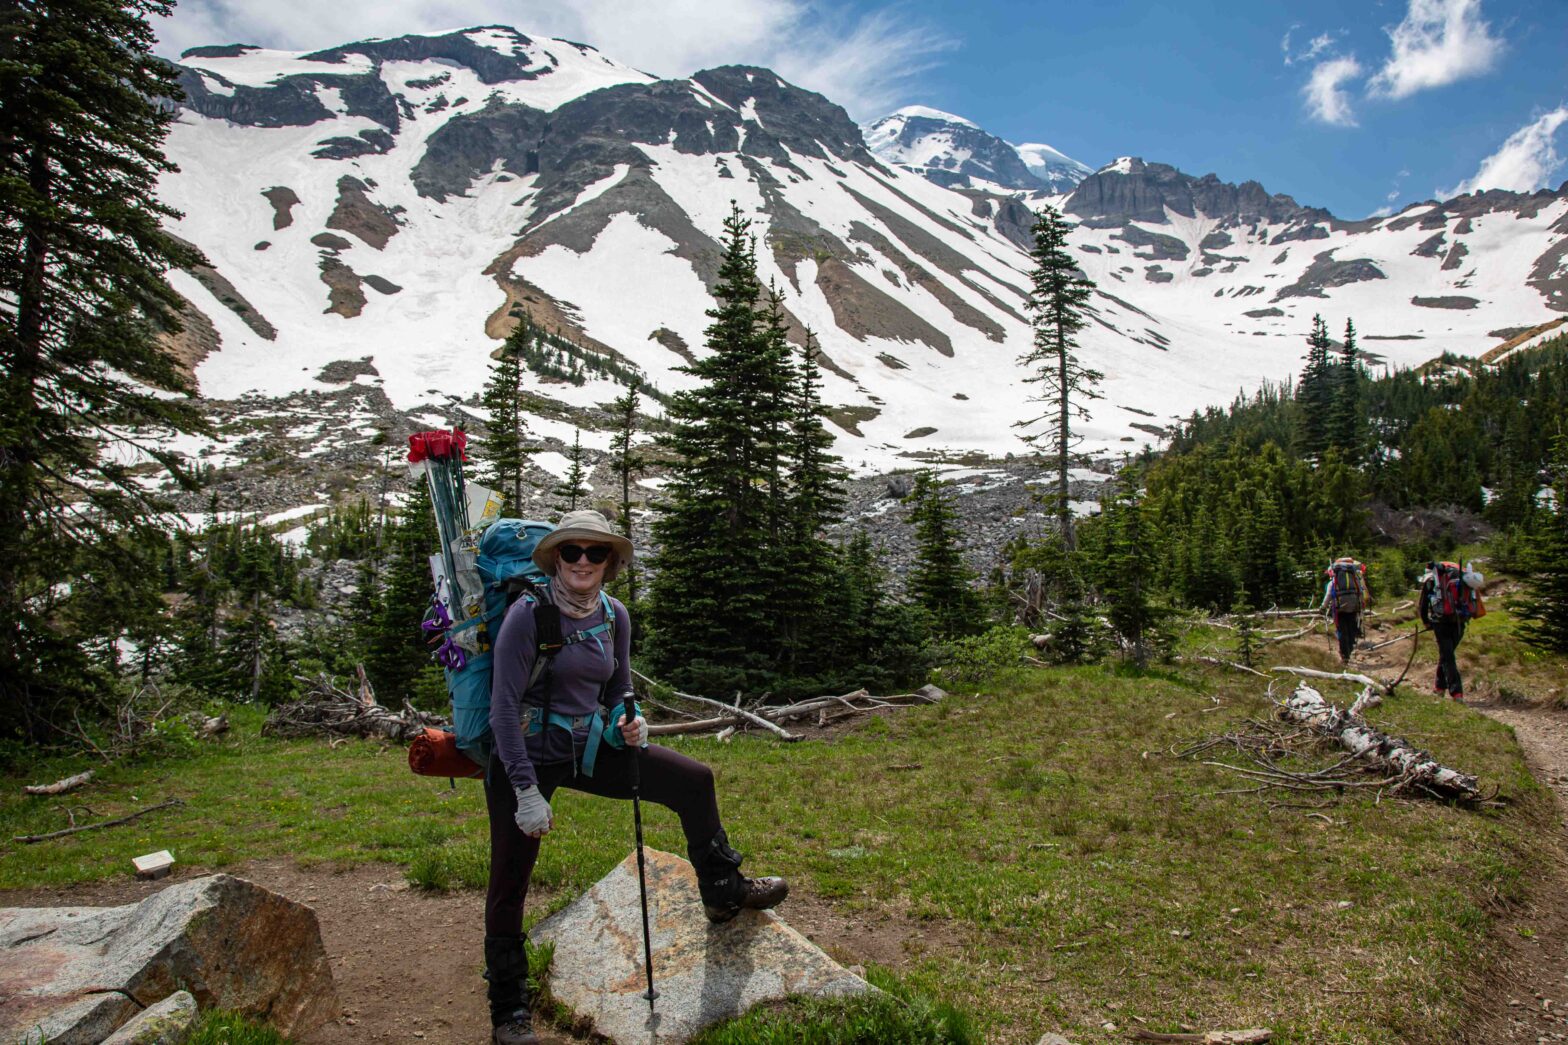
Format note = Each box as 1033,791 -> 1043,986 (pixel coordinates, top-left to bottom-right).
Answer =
0,875 -> 335,1045
534,849 -> 869,1043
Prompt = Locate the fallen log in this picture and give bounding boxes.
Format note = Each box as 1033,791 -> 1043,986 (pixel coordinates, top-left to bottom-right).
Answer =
631,670 -> 798,740
1280,684 -> 1482,803
1271,665 -> 1385,691
642,685 -> 944,739
23,770 -> 94,796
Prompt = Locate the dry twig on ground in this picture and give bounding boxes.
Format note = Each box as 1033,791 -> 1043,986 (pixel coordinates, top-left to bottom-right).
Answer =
14,799 -> 183,844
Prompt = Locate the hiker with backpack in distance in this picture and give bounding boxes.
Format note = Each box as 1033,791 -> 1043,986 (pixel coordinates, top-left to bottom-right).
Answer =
482,510 -> 787,1045
1419,560 -> 1486,703
1321,557 -> 1369,664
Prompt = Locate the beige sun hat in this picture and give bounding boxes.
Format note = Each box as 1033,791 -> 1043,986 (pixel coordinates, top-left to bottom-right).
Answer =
532,509 -> 633,581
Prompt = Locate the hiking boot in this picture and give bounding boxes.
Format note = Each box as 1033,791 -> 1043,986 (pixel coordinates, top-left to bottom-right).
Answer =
691,829 -> 789,924
1451,691 -> 1464,702
484,935 -> 536,1043
493,1014 -> 539,1045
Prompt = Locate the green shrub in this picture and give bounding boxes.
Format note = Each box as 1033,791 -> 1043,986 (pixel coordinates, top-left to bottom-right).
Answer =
931,626 -> 1029,687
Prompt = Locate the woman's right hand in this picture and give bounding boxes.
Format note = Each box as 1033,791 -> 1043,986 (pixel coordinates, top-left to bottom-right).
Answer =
513,785 -> 553,838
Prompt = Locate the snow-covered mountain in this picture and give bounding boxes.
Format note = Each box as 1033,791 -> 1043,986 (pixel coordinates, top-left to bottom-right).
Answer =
156,26 -> 1568,482
864,106 -> 1093,194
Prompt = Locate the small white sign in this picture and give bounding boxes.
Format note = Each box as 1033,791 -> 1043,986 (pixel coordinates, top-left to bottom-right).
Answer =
132,850 -> 175,880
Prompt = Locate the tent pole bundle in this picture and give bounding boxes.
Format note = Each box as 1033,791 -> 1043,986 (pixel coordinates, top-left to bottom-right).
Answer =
407,428 -> 476,619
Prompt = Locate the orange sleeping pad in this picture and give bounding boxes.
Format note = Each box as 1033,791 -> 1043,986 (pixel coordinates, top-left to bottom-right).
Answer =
408,728 -> 484,779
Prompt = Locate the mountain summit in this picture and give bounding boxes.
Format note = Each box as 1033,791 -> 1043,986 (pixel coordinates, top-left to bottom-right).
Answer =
866,106 -> 1093,194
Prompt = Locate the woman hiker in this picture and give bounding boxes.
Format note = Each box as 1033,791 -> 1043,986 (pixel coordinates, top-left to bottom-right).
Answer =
481,510 -> 788,1045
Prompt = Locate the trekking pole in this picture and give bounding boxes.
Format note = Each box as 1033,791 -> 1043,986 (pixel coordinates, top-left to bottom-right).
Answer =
623,694 -> 658,1010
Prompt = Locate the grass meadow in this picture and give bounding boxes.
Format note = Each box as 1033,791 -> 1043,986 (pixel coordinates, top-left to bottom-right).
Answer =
3,595 -> 1563,1043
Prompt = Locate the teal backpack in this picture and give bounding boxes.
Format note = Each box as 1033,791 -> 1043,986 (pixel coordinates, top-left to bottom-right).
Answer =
425,518 -> 623,773
426,518 -> 553,767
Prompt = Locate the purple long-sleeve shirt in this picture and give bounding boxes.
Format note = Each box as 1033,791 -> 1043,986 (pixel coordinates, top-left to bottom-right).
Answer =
490,594 -> 632,790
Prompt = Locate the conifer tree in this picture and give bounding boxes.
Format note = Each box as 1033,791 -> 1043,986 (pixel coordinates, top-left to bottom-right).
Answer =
644,203 -> 795,693
479,319 -> 532,509
1329,317 -> 1367,462
1294,315 -> 1334,461
1096,472 -> 1164,666
362,484 -> 445,707
553,430 -> 590,512
608,382 -> 645,608
1516,434 -> 1568,655
1231,598 -> 1260,668
1016,205 -> 1101,550
1,0 -> 209,726
904,470 -> 984,637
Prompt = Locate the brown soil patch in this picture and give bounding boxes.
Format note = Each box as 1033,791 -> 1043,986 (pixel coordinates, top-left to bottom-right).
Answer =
1,854 -> 956,1044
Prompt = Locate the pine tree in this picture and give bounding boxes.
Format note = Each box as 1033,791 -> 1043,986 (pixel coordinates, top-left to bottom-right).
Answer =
644,203 -> 796,694
1,0 -> 209,728
479,319 -> 532,509
1096,472 -> 1164,667
553,430 -> 590,512
608,382 -> 646,609
362,483 -> 445,708
1231,598 -> 1260,668
1016,205 -> 1101,550
1329,317 -> 1367,463
904,470 -> 984,637
1516,434 -> 1568,655
1295,315 -> 1334,461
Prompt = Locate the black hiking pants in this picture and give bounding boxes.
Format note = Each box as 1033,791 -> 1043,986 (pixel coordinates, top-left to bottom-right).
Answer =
1432,619 -> 1466,696
483,743 -> 723,938
1334,611 -> 1361,662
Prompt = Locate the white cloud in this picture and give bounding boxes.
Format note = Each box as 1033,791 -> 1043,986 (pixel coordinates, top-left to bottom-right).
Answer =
153,0 -> 953,119
1303,56 -> 1364,126
1441,106 -> 1568,197
1282,27 -> 1338,67
1367,0 -> 1503,100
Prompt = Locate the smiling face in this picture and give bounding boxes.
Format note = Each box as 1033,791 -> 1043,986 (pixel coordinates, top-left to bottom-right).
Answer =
556,541 -> 611,595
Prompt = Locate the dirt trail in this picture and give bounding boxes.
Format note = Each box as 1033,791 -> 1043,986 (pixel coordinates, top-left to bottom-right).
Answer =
1464,705 -> 1568,1044
1295,606 -> 1568,1043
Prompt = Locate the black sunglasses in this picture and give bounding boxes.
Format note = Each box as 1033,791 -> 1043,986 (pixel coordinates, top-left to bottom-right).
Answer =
559,543 -> 612,565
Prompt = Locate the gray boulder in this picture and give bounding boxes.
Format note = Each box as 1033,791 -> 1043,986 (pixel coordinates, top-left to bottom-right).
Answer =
0,874 -> 335,1045
100,991 -> 198,1045
534,849 -> 869,1043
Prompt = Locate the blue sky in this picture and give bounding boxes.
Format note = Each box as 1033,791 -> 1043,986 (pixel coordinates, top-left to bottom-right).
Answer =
156,0 -> 1567,219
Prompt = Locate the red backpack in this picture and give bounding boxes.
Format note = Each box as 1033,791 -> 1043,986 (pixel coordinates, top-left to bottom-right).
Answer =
1428,561 -> 1485,621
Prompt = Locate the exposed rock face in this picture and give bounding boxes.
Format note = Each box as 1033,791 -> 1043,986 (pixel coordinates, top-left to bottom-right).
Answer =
1412,295 -> 1480,310
303,26 -> 552,85
0,875 -> 335,1045
1274,250 -> 1385,301
1065,157 -> 1327,229
174,66 -> 399,131
533,850 -> 870,1043
325,176 -> 402,250
260,186 -> 299,230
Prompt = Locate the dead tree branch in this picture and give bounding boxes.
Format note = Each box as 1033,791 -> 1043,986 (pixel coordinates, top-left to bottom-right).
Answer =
15,799 -> 183,844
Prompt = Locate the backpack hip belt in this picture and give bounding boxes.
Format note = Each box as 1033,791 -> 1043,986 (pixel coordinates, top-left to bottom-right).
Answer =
520,699 -> 641,779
